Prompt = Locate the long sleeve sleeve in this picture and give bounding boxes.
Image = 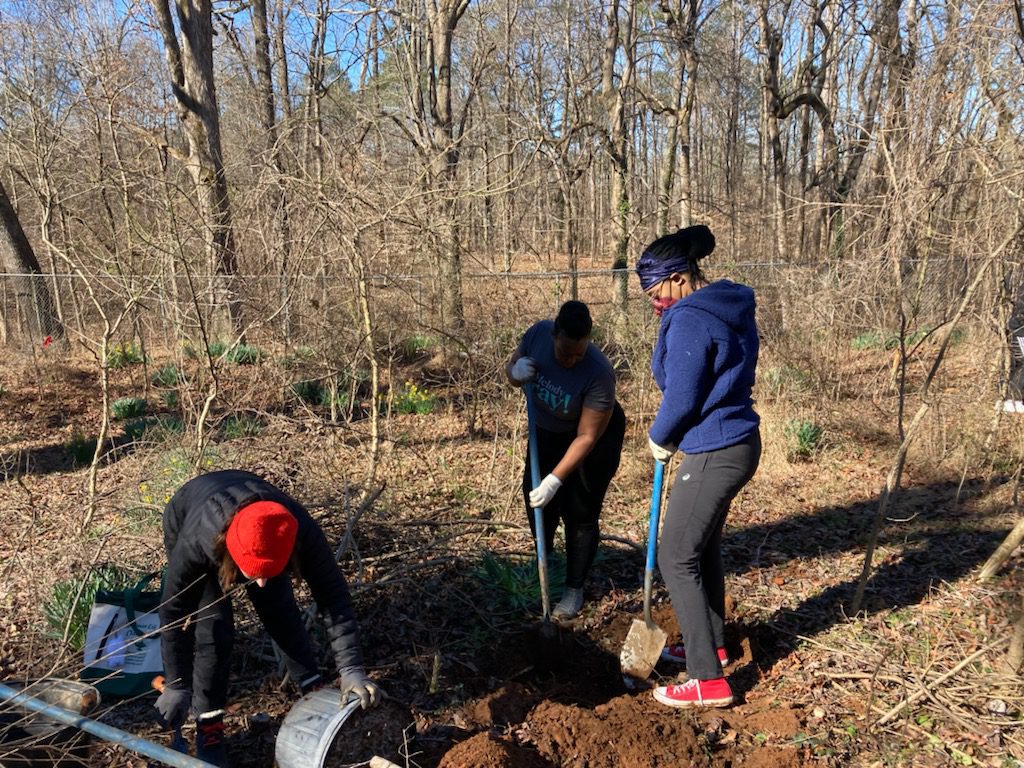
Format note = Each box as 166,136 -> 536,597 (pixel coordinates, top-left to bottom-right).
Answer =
649,316 -> 712,447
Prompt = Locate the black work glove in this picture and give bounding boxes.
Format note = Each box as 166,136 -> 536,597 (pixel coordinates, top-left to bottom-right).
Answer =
338,666 -> 382,710
154,686 -> 191,729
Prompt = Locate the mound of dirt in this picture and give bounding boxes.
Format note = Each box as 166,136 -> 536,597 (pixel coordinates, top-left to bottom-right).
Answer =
437,732 -> 550,768
323,699 -> 413,767
525,695 -> 704,767
467,683 -> 539,727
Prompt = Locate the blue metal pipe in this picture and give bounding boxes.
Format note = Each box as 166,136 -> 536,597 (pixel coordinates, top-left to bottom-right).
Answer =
0,682 -> 214,768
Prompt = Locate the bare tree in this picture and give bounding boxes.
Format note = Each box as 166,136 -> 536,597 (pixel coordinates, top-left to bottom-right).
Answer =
153,0 -> 242,336
0,177 -> 63,343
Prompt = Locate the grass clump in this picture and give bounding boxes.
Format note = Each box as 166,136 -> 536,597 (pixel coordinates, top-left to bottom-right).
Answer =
152,364 -> 181,388
291,379 -> 325,406
401,333 -> 437,358
785,418 -> 824,460
474,552 -> 566,615
111,396 -> 147,420
851,331 -> 884,350
43,565 -> 136,651
107,342 -> 145,369
226,343 -> 261,365
220,413 -> 263,439
123,415 -> 184,444
65,430 -> 98,466
394,381 -> 436,415
761,363 -> 811,399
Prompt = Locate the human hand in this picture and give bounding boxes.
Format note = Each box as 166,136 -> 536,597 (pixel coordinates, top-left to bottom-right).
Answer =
529,473 -> 563,508
509,357 -> 537,384
339,667 -> 382,709
648,435 -> 677,464
155,686 -> 191,728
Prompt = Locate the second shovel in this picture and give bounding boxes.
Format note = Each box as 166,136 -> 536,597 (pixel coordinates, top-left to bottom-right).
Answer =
620,459 -> 668,681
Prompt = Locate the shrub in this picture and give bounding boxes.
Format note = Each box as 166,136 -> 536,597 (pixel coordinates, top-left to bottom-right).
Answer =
65,430 -> 97,466
43,565 -> 136,651
220,413 -> 263,439
152,364 -> 181,388
394,381 -> 436,415
785,419 -> 824,460
107,342 -> 145,369
111,397 -> 147,420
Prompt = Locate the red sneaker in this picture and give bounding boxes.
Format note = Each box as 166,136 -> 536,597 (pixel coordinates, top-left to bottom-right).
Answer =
653,677 -> 734,708
659,644 -> 730,665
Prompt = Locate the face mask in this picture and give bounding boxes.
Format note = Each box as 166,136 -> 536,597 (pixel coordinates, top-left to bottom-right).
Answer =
651,296 -> 678,317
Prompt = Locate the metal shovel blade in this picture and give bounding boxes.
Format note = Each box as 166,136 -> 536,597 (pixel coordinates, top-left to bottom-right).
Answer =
620,459 -> 667,681
620,617 -> 668,680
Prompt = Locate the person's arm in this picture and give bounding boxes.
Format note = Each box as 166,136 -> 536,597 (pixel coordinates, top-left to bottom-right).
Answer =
551,405 -> 612,481
649,315 -> 712,447
158,545 -> 204,692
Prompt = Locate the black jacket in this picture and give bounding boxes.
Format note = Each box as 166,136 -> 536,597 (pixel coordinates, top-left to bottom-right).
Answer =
160,470 -> 363,690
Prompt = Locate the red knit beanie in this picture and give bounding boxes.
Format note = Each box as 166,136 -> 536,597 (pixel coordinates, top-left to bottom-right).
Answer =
225,501 -> 298,579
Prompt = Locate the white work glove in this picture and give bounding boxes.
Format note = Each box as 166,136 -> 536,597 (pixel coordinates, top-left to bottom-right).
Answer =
509,356 -> 537,384
529,473 -> 563,508
648,435 -> 677,464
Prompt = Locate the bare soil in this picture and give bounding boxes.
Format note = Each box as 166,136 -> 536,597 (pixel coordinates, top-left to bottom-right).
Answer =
1,342 -> 1022,768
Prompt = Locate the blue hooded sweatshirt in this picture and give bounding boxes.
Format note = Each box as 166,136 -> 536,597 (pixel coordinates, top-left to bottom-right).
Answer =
650,280 -> 760,453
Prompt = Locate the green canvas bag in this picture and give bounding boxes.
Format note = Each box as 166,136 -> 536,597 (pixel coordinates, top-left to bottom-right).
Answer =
80,572 -> 163,697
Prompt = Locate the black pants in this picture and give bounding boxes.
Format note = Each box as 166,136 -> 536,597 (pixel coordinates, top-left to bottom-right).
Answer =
522,402 -> 626,589
658,429 -> 761,680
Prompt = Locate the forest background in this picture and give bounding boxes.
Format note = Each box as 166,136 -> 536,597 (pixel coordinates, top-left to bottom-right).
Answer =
2,1 -> 1024,766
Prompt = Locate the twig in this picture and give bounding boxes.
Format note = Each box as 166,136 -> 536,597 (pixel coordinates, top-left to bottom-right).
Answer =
873,636 -> 1008,726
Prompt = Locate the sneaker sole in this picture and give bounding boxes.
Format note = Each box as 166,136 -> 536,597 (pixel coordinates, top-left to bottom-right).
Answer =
652,689 -> 734,708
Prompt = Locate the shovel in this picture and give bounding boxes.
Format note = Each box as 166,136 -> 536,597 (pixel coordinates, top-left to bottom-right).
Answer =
620,459 -> 669,681
524,383 -> 555,643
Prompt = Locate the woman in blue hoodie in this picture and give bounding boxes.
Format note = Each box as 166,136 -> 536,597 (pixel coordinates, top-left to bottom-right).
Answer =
636,225 -> 761,709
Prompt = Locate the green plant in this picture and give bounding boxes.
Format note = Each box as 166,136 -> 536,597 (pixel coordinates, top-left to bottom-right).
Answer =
281,346 -> 316,369
785,419 -> 824,460
850,331 -> 884,350
291,378 -> 325,405
474,553 -> 566,614
206,340 -> 229,358
65,430 -> 98,466
111,396 -> 147,420
220,413 -> 263,439
226,343 -> 261,365
43,565 -> 136,651
122,418 -> 153,442
761,363 -> 811,397
107,342 -> 145,369
161,390 -> 180,410
401,333 -> 436,358
152,364 -> 181,388
139,447 -> 218,507
394,380 -> 436,415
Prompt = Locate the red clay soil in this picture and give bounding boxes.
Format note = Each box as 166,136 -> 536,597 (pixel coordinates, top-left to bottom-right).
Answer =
438,732 -> 549,768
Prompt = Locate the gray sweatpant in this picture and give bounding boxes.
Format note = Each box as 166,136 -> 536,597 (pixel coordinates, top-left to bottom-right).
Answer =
658,430 -> 761,680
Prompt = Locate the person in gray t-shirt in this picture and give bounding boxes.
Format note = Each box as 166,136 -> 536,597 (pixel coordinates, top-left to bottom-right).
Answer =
506,300 -> 625,619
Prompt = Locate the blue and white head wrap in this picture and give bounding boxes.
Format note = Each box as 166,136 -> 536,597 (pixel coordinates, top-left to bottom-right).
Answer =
635,225 -> 715,291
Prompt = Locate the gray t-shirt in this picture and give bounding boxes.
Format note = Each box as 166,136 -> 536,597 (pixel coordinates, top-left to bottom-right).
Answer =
516,320 -> 616,433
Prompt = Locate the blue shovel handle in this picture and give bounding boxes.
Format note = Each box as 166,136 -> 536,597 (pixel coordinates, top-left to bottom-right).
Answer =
643,460 -> 665,626
524,382 -> 551,621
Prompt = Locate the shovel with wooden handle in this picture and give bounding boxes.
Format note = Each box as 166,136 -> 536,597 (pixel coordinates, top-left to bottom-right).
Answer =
620,459 -> 668,681
524,382 -> 555,641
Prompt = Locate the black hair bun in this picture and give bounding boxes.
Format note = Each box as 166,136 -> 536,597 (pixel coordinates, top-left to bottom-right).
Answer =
676,225 -> 715,261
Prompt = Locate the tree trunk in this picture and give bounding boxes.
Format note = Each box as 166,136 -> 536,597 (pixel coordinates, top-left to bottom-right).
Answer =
154,0 -> 242,338
0,178 -> 63,343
